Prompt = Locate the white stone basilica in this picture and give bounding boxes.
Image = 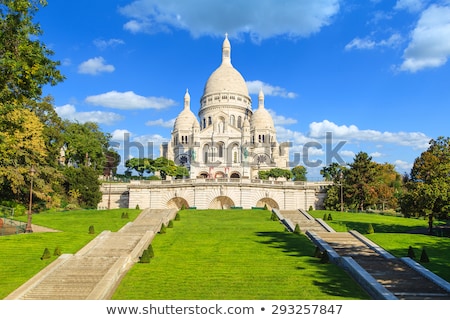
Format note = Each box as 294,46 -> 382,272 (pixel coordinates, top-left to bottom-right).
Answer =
161,35 -> 289,179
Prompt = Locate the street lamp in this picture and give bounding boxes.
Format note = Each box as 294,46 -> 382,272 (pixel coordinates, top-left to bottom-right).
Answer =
339,171 -> 344,212
25,165 -> 36,233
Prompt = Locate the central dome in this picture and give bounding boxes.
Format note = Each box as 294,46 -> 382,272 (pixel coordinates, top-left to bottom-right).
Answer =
202,34 -> 249,98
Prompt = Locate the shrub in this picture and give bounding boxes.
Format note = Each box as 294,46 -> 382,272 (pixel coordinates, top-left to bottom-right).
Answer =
139,249 -> 151,263
159,224 -> 167,234
320,251 -> 329,263
175,213 -> 180,221
271,212 -> 278,221
181,204 -> 186,210
327,214 -> 333,221
53,246 -> 62,256
294,224 -> 301,234
41,248 -> 51,260
407,246 -> 416,259
135,204 -> 140,210
367,223 -> 374,234
263,204 -> 268,210
323,213 -> 328,220
168,220 -> 174,228
147,244 -> 155,258
88,225 -> 95,234
420,248 -> 430,263
121,212 -> 129,219
309,205 -> 313,212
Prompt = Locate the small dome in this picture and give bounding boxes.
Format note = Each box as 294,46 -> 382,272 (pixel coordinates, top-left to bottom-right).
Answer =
251,107 -> 274,130
251,89 -> 274,130
173,108 -> 198,131
173,89 -> 198,131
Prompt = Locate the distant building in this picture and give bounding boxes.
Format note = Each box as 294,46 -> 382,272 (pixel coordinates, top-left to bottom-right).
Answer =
161,34 -> 289,179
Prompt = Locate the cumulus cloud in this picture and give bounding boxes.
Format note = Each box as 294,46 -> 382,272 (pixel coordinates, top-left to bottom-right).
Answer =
394,159 -> 413,172
146,118 -> 176,128
246,80 -> 297,98
394,0 -> 427,13
345,33 -> 402,51
85,91 -> 177,110
78,57 -> 115,75
399,4 -> 450,72
93,38 -> 125,50
308,120 -> 430,149
119,0 -> 340,42
268,109 -> 297,126
54,104 -> 123,125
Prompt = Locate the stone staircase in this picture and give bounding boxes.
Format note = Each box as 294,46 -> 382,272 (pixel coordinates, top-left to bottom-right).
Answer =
281,209 -> 450,300
5,208 -> 176,300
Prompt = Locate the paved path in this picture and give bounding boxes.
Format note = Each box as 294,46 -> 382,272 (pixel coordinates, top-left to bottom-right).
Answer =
282,210 -> 450,300
5,209 -> 176,300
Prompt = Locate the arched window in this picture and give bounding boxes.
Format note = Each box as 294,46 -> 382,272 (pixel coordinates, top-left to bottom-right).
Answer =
230,115 -> 235,127
237,116 -> 242,128
203,145 -> 209,164
203,118 -> 206,129
208,117 -> 212,126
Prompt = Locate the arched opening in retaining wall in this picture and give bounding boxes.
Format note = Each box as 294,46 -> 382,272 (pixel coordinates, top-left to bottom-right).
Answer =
209,196 -> 235,209
256,198 -> 279,210
167,197 -> 189,210
230,172 -> 240,178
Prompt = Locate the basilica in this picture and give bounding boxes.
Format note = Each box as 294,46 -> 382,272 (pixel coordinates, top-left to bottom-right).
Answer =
161,35 -> 289,179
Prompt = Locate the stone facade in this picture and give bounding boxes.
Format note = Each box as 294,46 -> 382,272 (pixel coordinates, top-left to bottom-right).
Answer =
99,179 -> 330,211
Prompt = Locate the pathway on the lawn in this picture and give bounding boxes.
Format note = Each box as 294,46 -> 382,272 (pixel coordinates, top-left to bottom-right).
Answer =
5,208 -> 176,300
281,209 -> 450,300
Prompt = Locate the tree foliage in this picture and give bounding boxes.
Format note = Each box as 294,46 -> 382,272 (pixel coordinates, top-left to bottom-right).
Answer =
400,137 -> 450,219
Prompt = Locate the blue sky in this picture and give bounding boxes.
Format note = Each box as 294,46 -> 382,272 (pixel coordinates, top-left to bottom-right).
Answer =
36,0 -> 450,179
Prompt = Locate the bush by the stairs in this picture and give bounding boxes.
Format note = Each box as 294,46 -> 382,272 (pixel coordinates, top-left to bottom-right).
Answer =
407,246 -> 416,259
41,248 -> 51,260
309,205 -> 313,212
159,223 -> 167,234
420,248 -> 430,263
53,246 -> 62,256
323,213 -> 328,220
175,213 -> 180,221
135,204 -> 140,210
327,214 -> 333,221
271,212 -> 278,221
168,220 -> 174,228
147,244 -> 155,258
367,223 -> 374,234
88,225 -> 95,234
320,251 -> 329,263
139,249 -> 151,263
294,224 -> 301,234
121,212 -> 129,219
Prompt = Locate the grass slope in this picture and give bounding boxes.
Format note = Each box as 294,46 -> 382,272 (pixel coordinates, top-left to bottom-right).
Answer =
0,209 -> 140,299
112,209 -> 369,300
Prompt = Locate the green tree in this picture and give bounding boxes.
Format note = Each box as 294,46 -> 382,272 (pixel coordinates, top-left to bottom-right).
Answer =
0,0 -> 64,103
62,121 -> 110,172
291,165 -> 307,181
63,166 -> 102,208
401,137 -> 450,220
345,152 -> 378,211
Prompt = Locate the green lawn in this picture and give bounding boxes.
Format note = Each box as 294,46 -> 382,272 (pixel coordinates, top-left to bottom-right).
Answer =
112,209 -> 369,300
310,210 -> 450,282
0,208 -> 140,299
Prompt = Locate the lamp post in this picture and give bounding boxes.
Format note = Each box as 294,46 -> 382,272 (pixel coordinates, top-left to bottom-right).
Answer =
339,171 -> 344,212
25,165 -> 36,233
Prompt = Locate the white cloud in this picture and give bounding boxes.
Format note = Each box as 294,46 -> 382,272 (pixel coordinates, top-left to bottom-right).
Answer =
78,57 -> 115,75
308,120 -> 430,149
394,159 -> 413,172
146,118 -> 176,128
119,0 -> 340,42
340,150 -> 356,158
399,4 -> 450,72
370,151 -> 383,158
54,104 -> 123,125
93,38 -> 125,50
345,33 -> 402,51
394,0 -> 427,13
85,91 -> 177,110
268,110 -> 297,126
111,129 -> 132,142
246,80 -> 297,98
